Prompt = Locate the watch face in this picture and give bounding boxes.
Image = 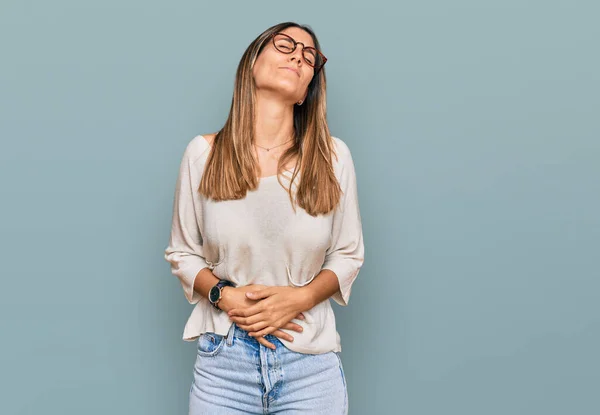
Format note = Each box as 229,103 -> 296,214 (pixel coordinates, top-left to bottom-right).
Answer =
209,286 -> 220,303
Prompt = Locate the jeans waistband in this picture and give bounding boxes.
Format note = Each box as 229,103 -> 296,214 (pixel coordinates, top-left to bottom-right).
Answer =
225,322 -> 280,346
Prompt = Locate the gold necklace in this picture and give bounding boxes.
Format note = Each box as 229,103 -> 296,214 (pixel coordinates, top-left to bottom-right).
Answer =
253,137 -> 294,152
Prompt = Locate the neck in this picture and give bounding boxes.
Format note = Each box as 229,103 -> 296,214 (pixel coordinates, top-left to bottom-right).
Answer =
254,91 -> 295,148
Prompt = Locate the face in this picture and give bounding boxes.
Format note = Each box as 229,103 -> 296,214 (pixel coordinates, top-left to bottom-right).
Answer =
252,27 -> 317,104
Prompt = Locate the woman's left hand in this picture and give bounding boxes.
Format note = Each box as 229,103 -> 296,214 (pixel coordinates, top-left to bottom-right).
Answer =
227,286 -> 312,338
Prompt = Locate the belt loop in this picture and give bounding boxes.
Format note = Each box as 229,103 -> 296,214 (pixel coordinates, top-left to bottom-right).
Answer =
226,323 -> 235,346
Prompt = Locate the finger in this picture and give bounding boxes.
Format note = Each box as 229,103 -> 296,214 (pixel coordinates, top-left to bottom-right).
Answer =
229,313 -> 266,327
236,322 -> 257,332
251,325 -> 278,338
272,329 -> 294,342
228,303 -> 263,318
296,313 -> 305,320
246,288 -> 273,300
236,321 -> 268,334
256,336 -> 276,350
283,322 -> 304,333
246,321 -> 270,334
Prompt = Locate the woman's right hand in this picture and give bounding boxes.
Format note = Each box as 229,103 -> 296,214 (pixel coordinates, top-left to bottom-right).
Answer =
218,284 -> 305,349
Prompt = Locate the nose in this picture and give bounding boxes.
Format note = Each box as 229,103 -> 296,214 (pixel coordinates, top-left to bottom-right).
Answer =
289,48 -> 303,66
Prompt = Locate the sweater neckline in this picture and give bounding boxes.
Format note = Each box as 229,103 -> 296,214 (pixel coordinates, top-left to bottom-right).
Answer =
199,135 -> 297,182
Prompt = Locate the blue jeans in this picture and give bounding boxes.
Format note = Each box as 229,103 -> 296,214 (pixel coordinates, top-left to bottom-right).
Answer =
189,323 -> 348,414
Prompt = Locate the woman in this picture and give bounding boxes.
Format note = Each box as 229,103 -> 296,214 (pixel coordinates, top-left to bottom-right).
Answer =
164,21 -> 364,414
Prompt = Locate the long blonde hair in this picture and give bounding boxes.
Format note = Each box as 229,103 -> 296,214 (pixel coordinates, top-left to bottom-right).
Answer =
199,22 -> 341,217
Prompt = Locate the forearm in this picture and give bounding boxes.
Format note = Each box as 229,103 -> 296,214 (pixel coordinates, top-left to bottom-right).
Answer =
192,267 -> 221,300
298,269 -> 341,310
192,267 -> 341,311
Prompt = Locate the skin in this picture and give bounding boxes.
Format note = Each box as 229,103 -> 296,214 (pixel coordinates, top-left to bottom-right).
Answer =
251,26 -> 316,177
200,27 -> 342,350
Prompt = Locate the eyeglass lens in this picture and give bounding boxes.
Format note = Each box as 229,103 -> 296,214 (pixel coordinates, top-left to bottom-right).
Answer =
273,34 -> 323,68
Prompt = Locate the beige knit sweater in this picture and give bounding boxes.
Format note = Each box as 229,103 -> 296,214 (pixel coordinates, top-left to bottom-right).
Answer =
164,134 -> 364,354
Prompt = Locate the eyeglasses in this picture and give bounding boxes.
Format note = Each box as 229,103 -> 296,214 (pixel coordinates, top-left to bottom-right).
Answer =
270,32 -> 327,74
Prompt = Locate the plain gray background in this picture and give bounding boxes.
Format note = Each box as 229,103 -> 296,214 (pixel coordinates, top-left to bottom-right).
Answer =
1,1 -> 599,414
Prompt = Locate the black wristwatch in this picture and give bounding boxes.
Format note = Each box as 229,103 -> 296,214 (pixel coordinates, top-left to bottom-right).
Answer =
208,280 -> 234,310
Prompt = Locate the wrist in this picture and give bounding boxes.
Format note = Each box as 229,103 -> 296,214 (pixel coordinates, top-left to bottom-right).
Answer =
209,280 -> 234,311
217,286 -> 233,310
297,285 -> 316,310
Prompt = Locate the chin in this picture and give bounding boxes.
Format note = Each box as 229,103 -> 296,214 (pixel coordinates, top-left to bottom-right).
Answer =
266,82 -> 300,101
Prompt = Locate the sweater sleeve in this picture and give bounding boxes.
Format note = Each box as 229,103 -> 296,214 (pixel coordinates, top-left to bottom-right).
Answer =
321,139 -> 365,306
164,140 -> 211,304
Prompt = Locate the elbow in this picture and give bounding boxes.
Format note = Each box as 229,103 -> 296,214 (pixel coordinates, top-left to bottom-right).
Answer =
164,249 -> 210,305
321,256 -> 364,307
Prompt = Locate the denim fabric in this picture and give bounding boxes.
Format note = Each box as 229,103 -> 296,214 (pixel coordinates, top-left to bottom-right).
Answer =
189,323 -> 348,414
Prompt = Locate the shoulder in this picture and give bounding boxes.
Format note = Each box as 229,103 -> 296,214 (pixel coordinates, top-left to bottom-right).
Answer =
330,135 -> 355,169
182,133 -> 217,165
200,133 -> 217,146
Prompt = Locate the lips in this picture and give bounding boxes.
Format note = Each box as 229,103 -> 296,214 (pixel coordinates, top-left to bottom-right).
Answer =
280,67 -> 300,77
